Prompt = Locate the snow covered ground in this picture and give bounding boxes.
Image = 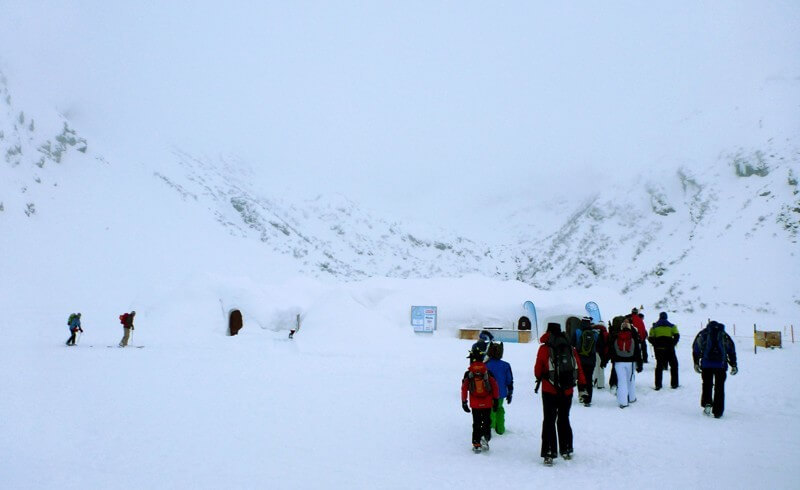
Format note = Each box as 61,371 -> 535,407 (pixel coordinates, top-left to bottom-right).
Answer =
2,278 -> 798,489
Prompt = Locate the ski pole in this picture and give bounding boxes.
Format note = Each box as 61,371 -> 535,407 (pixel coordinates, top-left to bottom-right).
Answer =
77,331 -> 82,345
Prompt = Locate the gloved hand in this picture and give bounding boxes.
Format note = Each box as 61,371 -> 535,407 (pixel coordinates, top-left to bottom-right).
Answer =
506,393 -> 512,405
730,366 -> 738,376
636,365 -> 643,373
492,399 -> 500,412
462,401 -> 470,413
694,364 -> 702,374
600,361 -> 608,369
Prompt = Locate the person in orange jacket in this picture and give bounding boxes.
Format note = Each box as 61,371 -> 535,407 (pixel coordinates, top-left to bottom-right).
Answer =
461,348 -> 500,453
534,322 -> 587,466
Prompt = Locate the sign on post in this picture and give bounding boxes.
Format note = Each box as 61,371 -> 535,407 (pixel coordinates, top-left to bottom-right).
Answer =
411,306 -> 437,333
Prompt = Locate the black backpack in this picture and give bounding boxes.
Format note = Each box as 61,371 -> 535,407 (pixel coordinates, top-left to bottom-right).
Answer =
577,329 -> 597,358
703,324 -> 726,363
548,334 -> 578,391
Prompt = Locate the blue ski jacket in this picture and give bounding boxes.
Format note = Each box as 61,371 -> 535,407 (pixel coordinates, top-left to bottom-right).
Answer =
485,359 -> 513,398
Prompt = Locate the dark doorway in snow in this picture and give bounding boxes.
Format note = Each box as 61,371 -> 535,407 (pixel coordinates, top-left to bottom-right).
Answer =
229,309 -> 243,336
518,316 -> 531,331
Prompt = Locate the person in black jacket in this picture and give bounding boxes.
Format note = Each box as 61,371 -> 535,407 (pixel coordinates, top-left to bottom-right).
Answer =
648,312 -> 680,390
692,321 -> 738,418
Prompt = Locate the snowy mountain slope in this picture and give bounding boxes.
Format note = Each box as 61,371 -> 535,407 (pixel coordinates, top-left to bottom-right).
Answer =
516,146 -> 800,315
1,68 -> 798,324
0,72 -> 90,218
153,149 -> 518,280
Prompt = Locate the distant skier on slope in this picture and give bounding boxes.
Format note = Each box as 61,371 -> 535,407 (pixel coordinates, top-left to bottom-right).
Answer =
649,312 -> 680,390
692,321 -> 738,418
461,346 -> 499,453
485,342 -> 513,435
119,311 -> 136,347
66,313 -> 83,346
534,322 -> 586,466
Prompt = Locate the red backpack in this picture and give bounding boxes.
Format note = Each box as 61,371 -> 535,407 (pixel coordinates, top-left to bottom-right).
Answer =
467,366 -> 492,397
119,313 -> 130,326
614,329 -> 635,358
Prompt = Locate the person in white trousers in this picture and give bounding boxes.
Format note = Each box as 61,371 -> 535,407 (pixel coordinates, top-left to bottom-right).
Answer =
608,319 -> 643,408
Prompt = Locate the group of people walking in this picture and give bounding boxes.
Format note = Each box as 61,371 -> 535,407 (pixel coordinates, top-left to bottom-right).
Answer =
459,309 -> 739,465
64,311 -> 137,347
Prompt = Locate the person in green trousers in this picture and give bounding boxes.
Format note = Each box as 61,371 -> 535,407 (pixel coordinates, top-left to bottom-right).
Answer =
485,342 -> 514,434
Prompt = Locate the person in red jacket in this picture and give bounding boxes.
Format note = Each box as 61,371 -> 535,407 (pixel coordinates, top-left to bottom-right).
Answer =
461,349 -> 500,453
534,322 -> 587,466
631,308 -> 649,363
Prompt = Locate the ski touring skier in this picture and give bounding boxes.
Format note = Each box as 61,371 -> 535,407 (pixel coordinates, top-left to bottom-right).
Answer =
649,312 -> 680,390
65,313 -> 83,346
119,311 -> 136,347
534,322 -> 586,466
608,318 -> 643,408
692,321 -> 738,418
485,342 -> 513,435
461,346 -> 500,453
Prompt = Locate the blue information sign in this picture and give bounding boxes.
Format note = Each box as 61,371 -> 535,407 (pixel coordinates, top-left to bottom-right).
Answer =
411,306 -> 437,333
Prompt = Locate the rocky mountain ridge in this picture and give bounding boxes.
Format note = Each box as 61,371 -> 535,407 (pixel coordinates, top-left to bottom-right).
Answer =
2,71 -> 798,315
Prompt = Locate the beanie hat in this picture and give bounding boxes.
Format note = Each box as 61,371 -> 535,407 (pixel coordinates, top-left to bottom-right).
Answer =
547,322 -> 561,334
659,312 -> 668,321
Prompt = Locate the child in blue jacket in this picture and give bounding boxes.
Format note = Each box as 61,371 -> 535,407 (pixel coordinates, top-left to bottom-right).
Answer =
485,342 -> 514,434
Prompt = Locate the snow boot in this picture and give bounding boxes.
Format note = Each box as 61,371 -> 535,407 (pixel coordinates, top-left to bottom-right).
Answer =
562,451 -> 573,460
480,437 -> 490,451
543,456 -> 553,466
472,443 -> 482,454
704,405 -> 712,416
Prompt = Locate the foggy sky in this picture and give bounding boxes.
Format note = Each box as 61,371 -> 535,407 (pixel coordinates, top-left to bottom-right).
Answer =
2,1 -> 798,227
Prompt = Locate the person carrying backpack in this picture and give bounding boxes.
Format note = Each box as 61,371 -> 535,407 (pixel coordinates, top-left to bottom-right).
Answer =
631,308 -> 648,363
692,321 -> 738,418
648,312 -> 680,390
534,322 -> 587,466
573,318 -> 602,407
119,311 -> 136,347
608,318 -> 643,408
470,330 -> 494,362
65,313 -> 83,346
606,315 -> 625,389
591,322 -> 609,390
461,347 -> 500,453
485,342 -> 513,435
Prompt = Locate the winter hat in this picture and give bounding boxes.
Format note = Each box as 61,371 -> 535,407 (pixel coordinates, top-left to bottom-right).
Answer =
547,322 -> 561,334
659,312 -> 668,321
488,342 -> 504,360
479,330 -> 494,342
631,307 -> 639,314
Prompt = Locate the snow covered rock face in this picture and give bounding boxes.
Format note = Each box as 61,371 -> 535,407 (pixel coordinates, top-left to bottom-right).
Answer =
154,149 -> 519,281
1,70 -> 797,317
515,148 -> 799,315
0,72 -> 91,218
